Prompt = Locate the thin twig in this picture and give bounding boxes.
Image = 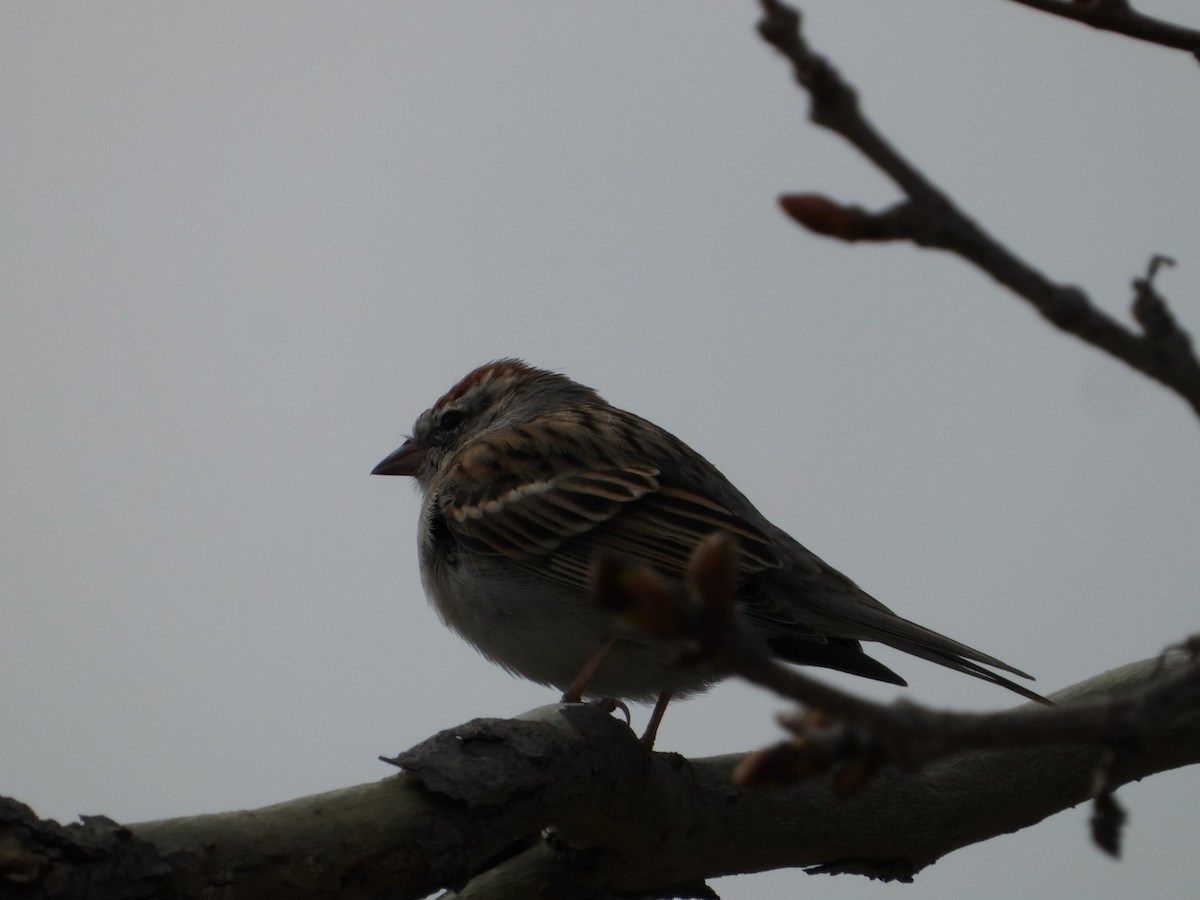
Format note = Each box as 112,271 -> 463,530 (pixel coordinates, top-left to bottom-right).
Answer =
595,536 -> 1200,790
759,0 -> 1200,418
1004,0 -> 1200,59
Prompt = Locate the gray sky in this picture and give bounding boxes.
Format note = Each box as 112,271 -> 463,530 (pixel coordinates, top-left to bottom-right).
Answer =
3,3 -> 1198,898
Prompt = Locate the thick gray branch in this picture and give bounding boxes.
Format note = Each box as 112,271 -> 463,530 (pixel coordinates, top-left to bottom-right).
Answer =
4,655 -> 1193,899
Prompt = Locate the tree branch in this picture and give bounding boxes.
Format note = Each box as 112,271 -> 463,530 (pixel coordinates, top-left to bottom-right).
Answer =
1004,0 -> 1200,58
595,535 -> 1198,846
3,655 -> 1196,899
759,0 -> 1200,419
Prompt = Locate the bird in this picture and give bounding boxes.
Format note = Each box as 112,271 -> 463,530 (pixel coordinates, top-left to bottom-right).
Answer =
372,359 -> 1045,734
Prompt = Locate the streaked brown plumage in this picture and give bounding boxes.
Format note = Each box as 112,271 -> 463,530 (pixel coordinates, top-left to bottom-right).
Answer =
374,359 -> 1046,705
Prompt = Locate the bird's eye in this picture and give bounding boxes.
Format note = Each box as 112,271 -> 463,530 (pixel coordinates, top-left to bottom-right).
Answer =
437,408 -> 466,432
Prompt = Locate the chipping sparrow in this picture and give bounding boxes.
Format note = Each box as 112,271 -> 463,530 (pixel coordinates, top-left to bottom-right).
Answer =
373,359 -> 1044,707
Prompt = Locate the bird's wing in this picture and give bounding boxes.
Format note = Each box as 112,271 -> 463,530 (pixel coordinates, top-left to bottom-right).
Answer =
440,425 -> 1046,703
444,461 -> 781,593
446,464 -> 660,558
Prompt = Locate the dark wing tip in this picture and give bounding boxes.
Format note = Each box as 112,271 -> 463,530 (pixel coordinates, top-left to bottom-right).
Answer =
766,636 -> 909,687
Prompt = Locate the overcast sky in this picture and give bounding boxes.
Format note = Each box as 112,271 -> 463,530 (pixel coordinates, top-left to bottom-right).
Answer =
3,3 -> 1198,898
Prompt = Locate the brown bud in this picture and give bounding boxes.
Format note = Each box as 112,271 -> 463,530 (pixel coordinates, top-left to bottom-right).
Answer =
779,193 -> 855,238
592,554 -> 686,638
685,532 -> 738,614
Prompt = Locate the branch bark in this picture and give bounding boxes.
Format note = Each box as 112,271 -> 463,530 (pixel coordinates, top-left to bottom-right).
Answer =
3,654 -> 1196,899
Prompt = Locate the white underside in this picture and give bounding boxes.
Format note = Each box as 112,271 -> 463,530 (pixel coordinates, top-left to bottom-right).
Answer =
421,550 -> 718,701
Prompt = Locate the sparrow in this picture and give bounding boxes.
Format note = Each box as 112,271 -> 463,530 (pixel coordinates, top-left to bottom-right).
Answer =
373,359 -> 1045,717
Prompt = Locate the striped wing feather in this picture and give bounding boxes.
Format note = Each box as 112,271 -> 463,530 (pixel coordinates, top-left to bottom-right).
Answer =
445,465 -> 780,594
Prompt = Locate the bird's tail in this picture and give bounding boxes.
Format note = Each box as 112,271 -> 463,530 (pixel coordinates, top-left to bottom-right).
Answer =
832,599 -> 1049,704
760,568 -> 1050,704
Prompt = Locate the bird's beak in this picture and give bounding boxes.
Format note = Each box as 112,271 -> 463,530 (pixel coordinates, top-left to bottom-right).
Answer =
371,439 -> 427,476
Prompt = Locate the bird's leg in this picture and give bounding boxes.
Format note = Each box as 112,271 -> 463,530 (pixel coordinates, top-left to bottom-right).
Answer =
560,635 -> 618,703
639,690 -> 672,750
